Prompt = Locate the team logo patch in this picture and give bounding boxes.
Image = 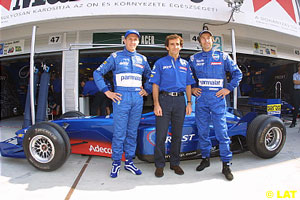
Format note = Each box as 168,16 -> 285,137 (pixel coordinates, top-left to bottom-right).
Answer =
190,55 -> 194,62
103,61 -> 107,64
180,59 -> 188,65
135,64 -> 144,69
135,56 -> 143,63
147,130 -> 172,146
212,53 -> 220,61
211,62 -> 222,65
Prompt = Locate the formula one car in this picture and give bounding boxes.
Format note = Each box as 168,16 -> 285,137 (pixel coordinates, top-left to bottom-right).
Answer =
0,109 -> 286,171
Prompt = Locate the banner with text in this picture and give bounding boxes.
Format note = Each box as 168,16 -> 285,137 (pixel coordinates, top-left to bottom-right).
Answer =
1,0 -> 300,37
0,40 -> 25,56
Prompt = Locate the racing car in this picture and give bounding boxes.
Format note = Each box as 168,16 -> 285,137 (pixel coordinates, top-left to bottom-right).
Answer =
0,108 -> 286,171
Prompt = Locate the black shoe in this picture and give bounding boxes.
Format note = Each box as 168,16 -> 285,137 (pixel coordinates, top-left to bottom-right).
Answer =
290,123 -> 296,128
155,167 -> 164,177
196,158 -> 210,171
222,162 -> 234,181
170,165 -> 184,175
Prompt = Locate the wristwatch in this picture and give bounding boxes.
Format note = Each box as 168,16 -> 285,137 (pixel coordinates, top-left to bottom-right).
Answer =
187,101 -> 192,105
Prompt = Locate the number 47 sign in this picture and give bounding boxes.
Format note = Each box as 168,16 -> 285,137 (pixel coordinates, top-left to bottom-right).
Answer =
49,35 -> 62,45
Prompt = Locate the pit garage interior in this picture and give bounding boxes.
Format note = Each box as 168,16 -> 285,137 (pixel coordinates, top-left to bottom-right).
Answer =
0,46 -> 298,120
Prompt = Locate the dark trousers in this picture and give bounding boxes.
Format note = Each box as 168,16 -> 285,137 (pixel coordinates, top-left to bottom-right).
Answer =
154,95 -> 186,168
292,90 -> 300,124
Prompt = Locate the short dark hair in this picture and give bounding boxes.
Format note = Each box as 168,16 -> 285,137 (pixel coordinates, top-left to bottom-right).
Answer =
165,34 -> 184,47
197,32 -> 214,43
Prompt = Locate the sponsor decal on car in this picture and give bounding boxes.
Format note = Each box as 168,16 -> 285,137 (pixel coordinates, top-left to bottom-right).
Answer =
89,145 -> 112,154
267,104 -> 281,115
147,130 -> 196,146
70,139 -> 113,157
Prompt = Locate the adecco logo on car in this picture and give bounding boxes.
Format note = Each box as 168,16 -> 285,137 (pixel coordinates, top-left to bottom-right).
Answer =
0,0 -> 78,11
89,145 -> 112,154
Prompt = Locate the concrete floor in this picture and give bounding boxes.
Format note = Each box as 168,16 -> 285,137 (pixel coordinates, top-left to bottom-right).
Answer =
1,116 -> 300,200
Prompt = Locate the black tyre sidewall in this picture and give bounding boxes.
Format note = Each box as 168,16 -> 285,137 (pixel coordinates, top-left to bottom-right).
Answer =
60,111 -> 85,118
23,123 -> 67,171
38,121 -> 71,158
246,114 -> 270,156
255,116 -> 286,159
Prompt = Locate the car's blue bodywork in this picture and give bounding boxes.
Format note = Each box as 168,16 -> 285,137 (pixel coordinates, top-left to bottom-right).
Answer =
0,109 -> 258,162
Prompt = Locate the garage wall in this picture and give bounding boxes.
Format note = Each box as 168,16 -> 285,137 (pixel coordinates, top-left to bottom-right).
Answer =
1,17 -> 299,113
62,49 -> 79,112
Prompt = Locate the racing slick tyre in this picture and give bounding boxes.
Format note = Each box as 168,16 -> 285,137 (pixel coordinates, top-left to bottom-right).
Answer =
247,115 -> 286,159
246,114 -> 269,156
60,110 -> 85,118
38,121 -> 71,158
23,122 -> 70,171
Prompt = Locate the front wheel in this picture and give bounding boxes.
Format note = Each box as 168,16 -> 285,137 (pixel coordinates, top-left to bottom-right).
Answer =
23,122 -> 70,171
247,115 -> 286,159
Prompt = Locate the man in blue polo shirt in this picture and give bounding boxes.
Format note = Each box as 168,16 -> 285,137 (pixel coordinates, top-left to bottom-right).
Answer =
82,76 -> 105,116
150,34 -> 195,177
94,30 -> 152,178
290,63 -> 300,128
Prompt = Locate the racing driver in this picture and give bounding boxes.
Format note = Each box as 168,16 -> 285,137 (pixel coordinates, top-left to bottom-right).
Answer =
94,30 -> 152,178
189,29 -> 242,181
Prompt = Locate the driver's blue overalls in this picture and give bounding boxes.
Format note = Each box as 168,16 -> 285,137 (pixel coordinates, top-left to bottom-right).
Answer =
94,48 -> 152,161
189,50 -> 242,162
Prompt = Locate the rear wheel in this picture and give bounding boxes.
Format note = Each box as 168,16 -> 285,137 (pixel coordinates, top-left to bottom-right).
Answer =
246,115 -> 269,156
23,122 -> 70,171
247,115 -> 286,158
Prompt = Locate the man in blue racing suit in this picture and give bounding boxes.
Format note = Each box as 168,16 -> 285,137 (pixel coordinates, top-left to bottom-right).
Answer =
189,30 -> 242,181
93,30 -> 152,178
